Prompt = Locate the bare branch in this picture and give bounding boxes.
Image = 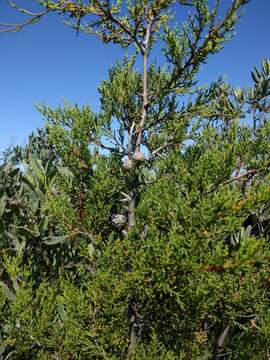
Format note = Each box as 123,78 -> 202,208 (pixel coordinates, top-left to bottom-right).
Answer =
207,168 -> 264,193
91,139 -> 117,153
5,0 -> 45,16
0,8 -> 50,33
151,140 -> 176,157
135,19 -> 153,153
102,128 -> 127,154
128,121 -> 135,158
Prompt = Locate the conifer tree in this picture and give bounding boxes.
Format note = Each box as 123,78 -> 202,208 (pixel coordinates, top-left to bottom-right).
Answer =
1,1 -> 270,359
1,0 -> 250,229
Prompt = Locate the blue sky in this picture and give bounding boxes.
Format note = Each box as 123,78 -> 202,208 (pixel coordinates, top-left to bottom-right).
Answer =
0,0 -> 270,153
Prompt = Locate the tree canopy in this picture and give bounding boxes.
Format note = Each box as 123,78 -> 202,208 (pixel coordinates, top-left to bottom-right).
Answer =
1,1 -> 270,359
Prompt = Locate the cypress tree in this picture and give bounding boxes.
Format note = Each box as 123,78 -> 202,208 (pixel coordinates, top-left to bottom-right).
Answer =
1,1 -> 270,359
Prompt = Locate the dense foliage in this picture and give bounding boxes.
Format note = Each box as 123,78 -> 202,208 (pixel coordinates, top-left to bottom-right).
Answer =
1,0 -> 270,359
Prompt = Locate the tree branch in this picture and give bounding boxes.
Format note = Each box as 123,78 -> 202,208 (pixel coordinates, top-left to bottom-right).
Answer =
135,20 -> 152,153
208,167 -> 266,193
0,8 -> 50,33
128,121 -> 135,158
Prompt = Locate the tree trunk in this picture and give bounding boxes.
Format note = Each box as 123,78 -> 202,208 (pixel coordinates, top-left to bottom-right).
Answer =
127,191 -> 136,229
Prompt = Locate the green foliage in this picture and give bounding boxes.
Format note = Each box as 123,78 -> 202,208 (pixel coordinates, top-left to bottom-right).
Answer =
1,0 -> 270,359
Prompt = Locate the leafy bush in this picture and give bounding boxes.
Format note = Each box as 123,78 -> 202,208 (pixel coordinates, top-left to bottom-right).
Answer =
1,0 -> 270,359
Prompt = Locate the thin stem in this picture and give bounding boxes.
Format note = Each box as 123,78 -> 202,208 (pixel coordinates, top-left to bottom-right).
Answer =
128,121 -> 135,158
208,168 -> 264,193
135,22 -> 152,153
0,9 -> 50,33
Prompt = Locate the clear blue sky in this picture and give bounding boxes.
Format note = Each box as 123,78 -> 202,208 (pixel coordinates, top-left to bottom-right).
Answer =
0,0 -> 269,153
